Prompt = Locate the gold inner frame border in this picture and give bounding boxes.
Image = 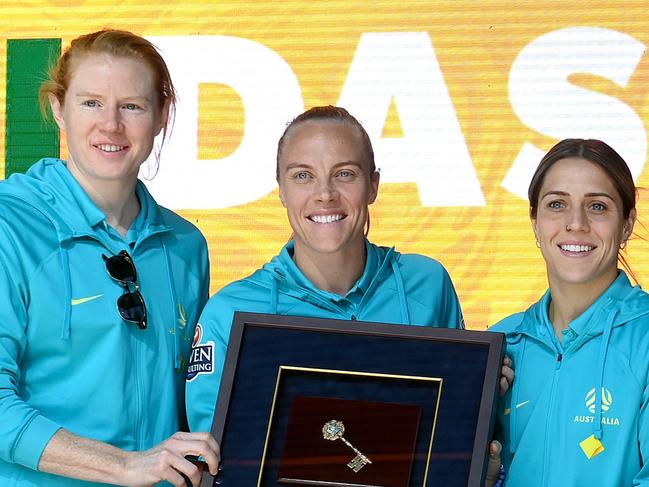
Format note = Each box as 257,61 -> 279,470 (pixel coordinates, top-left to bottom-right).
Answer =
257,365 -> 444,487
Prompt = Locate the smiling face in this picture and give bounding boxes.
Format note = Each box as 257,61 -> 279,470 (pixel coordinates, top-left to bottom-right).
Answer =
277,120 -> 380,265
49,53 -> 166,189
532,157 -> 635,294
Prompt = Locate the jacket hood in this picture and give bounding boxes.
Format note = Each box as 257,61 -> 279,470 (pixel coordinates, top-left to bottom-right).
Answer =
519,271 -> 649,343
245,239 -> 410,321
0,158 -> 170,244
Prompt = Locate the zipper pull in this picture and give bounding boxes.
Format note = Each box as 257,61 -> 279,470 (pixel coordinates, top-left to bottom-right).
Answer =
555,353 -> 563,369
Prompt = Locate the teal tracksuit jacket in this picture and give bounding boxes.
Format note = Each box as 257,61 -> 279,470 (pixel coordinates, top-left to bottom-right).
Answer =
492,271 -> 649,486
186,239 -> 463,433
0,159 -> 210,486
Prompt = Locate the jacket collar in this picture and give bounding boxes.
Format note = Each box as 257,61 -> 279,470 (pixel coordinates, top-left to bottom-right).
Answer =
2,159 -> 171,246
273,240 -> 381,300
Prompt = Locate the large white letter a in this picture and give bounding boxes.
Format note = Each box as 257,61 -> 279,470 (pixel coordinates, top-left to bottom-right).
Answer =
338,32 -> 485,207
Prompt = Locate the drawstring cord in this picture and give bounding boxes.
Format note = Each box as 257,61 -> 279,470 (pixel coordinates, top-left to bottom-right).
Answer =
594,305 -> 617,440
270,275 -> 279,314
390,259 -> 411,324
59,243 -> 72,340
160,235 -> 182,371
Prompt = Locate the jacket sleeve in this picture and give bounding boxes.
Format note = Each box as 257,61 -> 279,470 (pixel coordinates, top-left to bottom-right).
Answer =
0,252 -> 61,470
185,295 -> 232,433
634,369 -> 649,484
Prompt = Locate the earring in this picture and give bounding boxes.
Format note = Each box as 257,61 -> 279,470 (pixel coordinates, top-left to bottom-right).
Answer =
535,239 -> 541,248
620,241 -> 627,250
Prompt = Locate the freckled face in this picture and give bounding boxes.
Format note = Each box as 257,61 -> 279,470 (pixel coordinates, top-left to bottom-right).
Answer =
277,121 -> 379,263
49,53 -> 166,188
532,157 -> 635,291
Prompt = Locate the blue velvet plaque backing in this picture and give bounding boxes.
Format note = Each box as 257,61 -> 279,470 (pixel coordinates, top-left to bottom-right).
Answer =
206,313 -> 503,487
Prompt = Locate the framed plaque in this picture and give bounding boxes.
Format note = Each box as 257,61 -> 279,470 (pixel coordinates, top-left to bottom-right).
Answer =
201,312 -> 504,487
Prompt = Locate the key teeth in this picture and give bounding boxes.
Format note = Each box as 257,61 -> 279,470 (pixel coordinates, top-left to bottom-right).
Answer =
347,453 -> 371,472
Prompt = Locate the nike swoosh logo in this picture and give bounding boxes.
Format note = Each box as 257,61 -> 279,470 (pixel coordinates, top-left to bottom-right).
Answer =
504,400 -> 530,416
71,294 -> 104,306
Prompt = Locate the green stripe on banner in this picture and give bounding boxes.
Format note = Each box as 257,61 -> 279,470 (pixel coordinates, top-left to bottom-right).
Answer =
6,38 -> 61,177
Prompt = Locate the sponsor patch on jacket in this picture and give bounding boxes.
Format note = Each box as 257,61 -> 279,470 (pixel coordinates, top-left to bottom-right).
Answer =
186,324 -> 214,382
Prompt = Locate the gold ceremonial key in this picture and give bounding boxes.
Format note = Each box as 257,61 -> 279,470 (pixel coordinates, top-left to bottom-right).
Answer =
322,420 -> 372,472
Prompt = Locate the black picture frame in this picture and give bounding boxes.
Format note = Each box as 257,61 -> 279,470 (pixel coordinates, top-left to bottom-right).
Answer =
201,312 -> 504,487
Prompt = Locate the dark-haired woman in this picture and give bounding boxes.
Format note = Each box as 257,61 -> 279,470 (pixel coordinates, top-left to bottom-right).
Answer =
491,139 -> 649,485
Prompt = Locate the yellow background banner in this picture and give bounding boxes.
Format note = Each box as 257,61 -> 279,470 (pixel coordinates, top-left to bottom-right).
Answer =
2,1 -> 649,329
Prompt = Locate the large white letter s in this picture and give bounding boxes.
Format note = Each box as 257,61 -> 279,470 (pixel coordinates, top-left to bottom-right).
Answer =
504,27 -> 646,198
